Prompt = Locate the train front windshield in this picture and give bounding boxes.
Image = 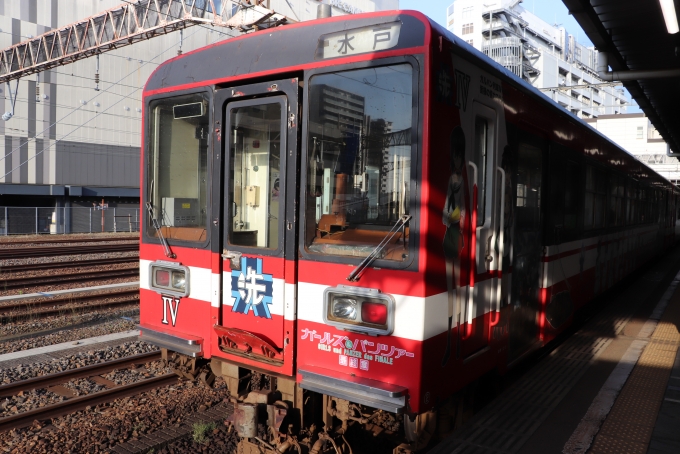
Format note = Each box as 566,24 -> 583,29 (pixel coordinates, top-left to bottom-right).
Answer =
305,64 -> 414,261
146,93 -> 210,243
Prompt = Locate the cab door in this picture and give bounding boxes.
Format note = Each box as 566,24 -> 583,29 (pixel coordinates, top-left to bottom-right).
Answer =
214,79 -> 299,375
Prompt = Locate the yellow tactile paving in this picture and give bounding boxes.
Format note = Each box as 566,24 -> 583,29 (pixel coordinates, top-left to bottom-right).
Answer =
588,298 -> 680,454
590,433 -> 648,454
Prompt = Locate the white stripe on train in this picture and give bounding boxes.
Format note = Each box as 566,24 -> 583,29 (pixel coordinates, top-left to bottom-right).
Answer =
141,227 -> 662,342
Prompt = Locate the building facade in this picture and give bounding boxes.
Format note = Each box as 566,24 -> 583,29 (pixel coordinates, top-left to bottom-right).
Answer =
0,0 -> 398,221
585,114 -> 680,184
445,0 -> 630,119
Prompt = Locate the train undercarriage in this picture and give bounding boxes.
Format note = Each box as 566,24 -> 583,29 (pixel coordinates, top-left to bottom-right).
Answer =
160,349 -> 481,454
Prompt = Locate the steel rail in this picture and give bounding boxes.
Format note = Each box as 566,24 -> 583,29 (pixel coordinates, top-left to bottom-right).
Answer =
0,237 -> 138,246
0,256 -> 138,273
0,289 -> 138,312
0,296 -> 139,323
0,351 -> 161,397
0,243 -> 138,259
0,374 -> 175,433
2,267 -> 139,291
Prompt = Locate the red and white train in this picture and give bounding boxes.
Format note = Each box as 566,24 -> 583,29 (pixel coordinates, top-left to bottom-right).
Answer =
139,9 -> 680,453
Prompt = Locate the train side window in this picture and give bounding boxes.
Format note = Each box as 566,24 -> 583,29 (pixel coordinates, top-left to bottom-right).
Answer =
474,117 -> 489,226
584,165 -> 606,229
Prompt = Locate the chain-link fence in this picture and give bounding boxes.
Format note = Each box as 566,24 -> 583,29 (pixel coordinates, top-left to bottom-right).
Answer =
0,207 -> 140,235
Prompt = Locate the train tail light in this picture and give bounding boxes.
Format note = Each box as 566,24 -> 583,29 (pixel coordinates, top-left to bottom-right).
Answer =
155,269 -> 170,287
323,286 -> 394,336
149,261 -> 190,297
361,302 -> 388,325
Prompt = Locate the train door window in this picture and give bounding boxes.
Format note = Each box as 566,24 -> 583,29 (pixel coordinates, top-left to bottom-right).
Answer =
147,93 -> 210,243
584,165 -> 606,229
547,148 -> 579,241
547,147 -> 564,240
228,100 -> 283,249
625,181 -> 632,224
515,143 -> 542,222
626,181 -> 639,225
608,173 -> 625,227
474,117 -> 491,225
635,186 -> 643,224
563,160 -> 580,234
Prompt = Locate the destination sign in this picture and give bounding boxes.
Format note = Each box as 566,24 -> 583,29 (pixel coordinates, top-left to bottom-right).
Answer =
317,22 -> 401,59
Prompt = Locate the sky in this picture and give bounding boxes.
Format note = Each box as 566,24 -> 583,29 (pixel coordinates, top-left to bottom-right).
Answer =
398,0 -> 593,46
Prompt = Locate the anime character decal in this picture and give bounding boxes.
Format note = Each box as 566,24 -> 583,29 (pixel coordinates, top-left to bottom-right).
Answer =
442,127 -> 468,366
438,51 -> 511,367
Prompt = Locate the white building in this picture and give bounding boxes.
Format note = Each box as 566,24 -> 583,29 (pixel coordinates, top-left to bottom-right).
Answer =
585,114 -> 680,184
445,0 -> 629,119
0,0 -> 397,215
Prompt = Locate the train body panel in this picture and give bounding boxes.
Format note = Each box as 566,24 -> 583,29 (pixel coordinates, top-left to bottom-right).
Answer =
138,10 -> 680,437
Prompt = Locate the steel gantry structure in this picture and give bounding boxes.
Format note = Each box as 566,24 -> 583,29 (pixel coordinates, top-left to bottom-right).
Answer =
0,0 -> 292,85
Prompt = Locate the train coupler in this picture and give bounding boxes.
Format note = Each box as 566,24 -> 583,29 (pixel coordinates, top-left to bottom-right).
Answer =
231,398 -> 296,453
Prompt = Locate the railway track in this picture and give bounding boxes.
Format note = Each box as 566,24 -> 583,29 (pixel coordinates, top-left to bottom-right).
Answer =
0,351 -> 176,432
0,242 -> 138,259
1,266 -> 139,291
0,236 -> 138,247
0,256 -> 138,273
0,289 -> 139,323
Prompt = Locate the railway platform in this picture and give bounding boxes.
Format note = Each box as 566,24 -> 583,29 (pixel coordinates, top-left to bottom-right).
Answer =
431,245 -> 680,454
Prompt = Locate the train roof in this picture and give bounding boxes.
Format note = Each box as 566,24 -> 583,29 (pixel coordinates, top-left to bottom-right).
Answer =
144,10 -> 426,94
144,10 -> 677,192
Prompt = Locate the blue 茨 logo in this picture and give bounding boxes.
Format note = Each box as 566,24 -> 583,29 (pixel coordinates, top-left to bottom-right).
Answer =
230,257 -> 274,319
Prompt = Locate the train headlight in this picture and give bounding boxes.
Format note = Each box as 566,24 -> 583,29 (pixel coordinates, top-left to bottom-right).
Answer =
149,261 -> 189,297
171,271 -> 186,290
331,297 -> 358,320
323,286 -> 394,336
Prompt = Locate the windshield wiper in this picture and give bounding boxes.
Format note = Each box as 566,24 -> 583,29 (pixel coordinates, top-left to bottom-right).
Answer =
347,214 -> 411,282
146,201 -> 176,259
